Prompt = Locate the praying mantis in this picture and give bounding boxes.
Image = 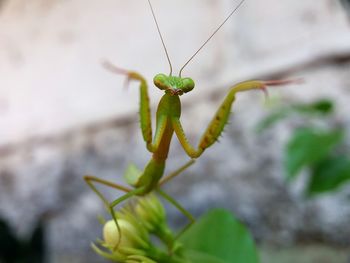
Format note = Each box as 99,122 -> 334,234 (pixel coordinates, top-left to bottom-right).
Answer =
84,0 -> 297,249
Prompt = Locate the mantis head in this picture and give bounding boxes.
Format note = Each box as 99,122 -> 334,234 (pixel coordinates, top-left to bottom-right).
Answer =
153,74 -> 195,96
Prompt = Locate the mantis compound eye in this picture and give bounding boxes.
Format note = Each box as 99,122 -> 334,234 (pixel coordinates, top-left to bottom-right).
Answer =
153,73 -> 168,90
181,78 -> 195,93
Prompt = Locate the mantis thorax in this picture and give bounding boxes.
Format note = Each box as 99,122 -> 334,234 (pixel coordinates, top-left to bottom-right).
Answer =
153,73 -> 195,96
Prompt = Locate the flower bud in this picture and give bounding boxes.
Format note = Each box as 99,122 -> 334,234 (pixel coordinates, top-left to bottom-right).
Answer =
134,194 -> 166,232
104,217 -> 150,251
103,219 -> 137,248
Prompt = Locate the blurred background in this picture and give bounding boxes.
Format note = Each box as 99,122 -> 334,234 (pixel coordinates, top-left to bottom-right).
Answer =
1,0 -> 350,262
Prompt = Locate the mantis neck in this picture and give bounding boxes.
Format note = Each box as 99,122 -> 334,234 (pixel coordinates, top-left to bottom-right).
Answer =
137,94 -> 181,193
152,94 -> 181,162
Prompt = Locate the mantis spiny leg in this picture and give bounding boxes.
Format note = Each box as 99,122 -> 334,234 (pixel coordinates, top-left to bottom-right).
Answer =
103,61 -> 155,152
173,79 -> 297,158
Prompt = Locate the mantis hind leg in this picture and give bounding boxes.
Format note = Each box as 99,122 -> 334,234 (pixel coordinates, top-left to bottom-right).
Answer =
83,175 -> 132,210
84,174 -> 146,250
109,187 -> 146,250
157,189 -> 195,241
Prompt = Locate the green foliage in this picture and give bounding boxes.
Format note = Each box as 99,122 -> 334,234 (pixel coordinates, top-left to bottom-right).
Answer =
258,98 -> 350,196
94,195 -> 258,263
308,156 -> 350,194
284,128 -> 343,179
256,99 -> 333,132
181,209 -> 258,263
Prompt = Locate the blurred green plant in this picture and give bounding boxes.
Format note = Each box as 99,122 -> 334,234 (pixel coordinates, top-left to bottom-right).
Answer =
257,98 -> 350,196
0,217 -> 45,263
92,194 -> 258,263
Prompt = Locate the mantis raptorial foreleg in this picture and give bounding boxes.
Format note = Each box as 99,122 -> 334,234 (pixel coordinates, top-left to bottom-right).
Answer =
173,80 -> 297,159
103,62 -> 171,155
103,62 -> 155,152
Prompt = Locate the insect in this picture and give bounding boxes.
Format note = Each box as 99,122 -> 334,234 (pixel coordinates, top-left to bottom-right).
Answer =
84,0 -> 297,248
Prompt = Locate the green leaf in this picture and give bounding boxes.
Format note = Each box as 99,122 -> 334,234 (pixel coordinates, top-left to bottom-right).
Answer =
293,99 -> 334,115
180,209 -> 258,263
123,163 -> 142,186
284,128 -> 343,179
256,109 -> 290,132
308,156 -> 350,195
256,99 -> 334,132
307,99 -> 333,114
183,250 -> 226,263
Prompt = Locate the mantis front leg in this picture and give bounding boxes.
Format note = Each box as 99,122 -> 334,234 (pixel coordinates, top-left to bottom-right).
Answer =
103,62 -> 159,153
173,79 -> 297,158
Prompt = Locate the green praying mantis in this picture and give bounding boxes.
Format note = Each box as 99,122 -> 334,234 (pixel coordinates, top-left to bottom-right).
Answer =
84,0 -> 298,249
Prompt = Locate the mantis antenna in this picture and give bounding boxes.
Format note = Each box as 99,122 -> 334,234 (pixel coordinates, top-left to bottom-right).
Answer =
147,0 -> 173,76
179,0 -> 246,77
